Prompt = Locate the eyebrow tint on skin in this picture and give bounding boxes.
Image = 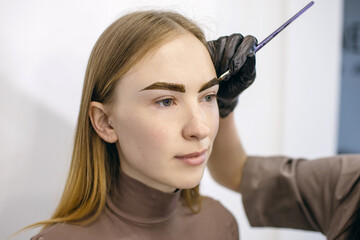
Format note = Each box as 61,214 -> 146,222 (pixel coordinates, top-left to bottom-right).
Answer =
140,82 -> 185,93
139,78 -> 219,93
198,78 -> 219,93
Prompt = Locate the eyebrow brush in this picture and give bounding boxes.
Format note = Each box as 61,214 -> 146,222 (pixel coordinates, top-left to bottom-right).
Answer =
218,1 -> 315,81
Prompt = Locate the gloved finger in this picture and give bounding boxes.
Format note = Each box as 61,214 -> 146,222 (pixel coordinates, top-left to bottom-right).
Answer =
207,36 -> 228,75
239,54 -> 256,80
220,33 -> 243,74
230,35 -> 257,74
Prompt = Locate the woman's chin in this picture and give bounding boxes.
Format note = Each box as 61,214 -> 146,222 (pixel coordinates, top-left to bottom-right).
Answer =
172,170 -> 205,190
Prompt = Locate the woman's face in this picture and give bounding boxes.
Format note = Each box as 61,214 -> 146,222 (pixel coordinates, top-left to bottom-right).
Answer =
110,33 -> 219,192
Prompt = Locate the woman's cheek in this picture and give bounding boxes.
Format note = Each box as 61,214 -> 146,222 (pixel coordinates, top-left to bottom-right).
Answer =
145,119 -> 173,143
152,126 -> 170,142
205,104 -> 219,138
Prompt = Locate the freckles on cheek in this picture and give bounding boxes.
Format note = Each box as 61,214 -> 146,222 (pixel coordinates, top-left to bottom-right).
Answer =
131,115 -> 172,146
149,124 -> 170,143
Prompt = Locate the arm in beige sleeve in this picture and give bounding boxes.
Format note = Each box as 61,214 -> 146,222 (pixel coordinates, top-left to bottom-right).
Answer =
240,155 -> 360,237
207,112 -> 247,192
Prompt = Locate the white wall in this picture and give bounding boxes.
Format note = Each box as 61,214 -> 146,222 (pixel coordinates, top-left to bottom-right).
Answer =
0,0 -> 342,240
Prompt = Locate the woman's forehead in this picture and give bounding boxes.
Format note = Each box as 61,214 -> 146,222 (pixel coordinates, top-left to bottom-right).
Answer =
118,33 -> 215,92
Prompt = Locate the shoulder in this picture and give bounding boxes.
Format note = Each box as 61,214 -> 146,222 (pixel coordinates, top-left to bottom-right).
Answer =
30,222 -> 107,240
31,223 -> 83,240
30,216 -> 110,240
201,196 -> 236,220
178,195 -> 238,232
200,196 -> 239,237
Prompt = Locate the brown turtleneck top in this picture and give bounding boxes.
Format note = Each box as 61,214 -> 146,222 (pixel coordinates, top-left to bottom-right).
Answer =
31,170 -> 239,240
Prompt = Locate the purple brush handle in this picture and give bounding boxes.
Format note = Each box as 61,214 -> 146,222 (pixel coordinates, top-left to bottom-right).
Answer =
219,1 -> 314,80
254,1 -> 314,53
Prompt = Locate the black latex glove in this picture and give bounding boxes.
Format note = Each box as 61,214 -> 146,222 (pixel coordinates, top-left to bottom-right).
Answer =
207,34 -> 257,118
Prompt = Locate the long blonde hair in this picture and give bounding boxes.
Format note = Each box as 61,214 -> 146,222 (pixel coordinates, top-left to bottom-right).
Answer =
28,10 -> 207,229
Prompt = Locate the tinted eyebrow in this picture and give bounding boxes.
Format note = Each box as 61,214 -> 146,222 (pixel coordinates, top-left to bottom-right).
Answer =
198,78 -> 219,93
139,77 -> 219,93
139,82 -> 185,93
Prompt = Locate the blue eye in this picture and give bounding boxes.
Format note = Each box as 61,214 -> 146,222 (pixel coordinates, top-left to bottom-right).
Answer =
202,94 -> 217,102
156,98 -> 174,107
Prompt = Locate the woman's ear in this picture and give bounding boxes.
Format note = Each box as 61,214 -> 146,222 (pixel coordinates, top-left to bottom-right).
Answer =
89,101 -> 118,143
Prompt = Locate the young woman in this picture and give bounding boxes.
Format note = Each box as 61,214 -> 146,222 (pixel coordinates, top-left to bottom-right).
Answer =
29,11 -> 257,240
207,36 -> 360,240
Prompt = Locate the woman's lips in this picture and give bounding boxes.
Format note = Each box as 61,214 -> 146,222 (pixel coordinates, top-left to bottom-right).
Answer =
175,150 -> 207,166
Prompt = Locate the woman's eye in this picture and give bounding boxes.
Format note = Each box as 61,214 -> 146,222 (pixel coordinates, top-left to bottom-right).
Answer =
202,94 -> 217,102
156,98 -> 174,107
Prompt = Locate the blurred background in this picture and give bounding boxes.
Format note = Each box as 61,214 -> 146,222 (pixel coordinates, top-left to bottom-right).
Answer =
1,0 -> 359,239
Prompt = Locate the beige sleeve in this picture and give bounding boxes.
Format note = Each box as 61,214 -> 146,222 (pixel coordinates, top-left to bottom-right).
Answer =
239,155 -> 360,235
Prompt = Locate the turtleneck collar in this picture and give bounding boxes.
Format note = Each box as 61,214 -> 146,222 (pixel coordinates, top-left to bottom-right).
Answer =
106,170 -> 181,225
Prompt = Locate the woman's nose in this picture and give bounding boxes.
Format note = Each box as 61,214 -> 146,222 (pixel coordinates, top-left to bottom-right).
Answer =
182,107 -> 210,141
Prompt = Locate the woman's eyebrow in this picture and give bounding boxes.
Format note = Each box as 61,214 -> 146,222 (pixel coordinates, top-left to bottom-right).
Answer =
139,78 -> 219,93
198,78 -> 219,93
139,82 -> 185,93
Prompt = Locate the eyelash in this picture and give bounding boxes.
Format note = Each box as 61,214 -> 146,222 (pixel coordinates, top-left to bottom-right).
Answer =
156,98 -> 175,107
155,93 -> 217,108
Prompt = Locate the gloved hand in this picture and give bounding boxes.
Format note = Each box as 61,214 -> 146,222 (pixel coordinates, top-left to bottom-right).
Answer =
207,34 -> 257,118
